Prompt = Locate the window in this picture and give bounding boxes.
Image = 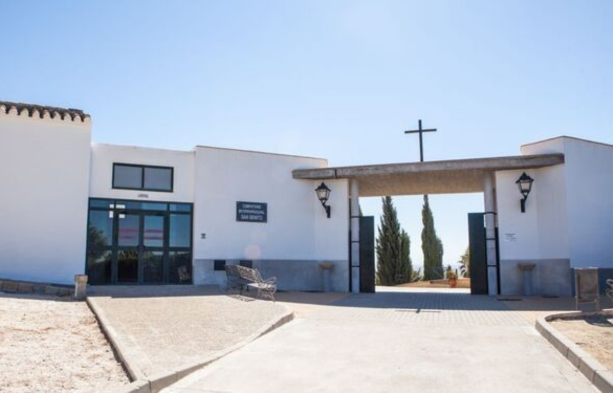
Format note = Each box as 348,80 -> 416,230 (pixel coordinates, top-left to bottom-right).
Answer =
86,198 -> 193,285
214,260 -> 226,271
113,164 -> 173,192
169,214 -> 191,248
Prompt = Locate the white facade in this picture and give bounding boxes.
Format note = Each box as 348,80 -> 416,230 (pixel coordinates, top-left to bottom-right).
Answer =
1,102 -> 611,295
0,108 -> 91,285
0,103 -> 350,290
496,136 -> 613,296
192,146 -> 349,291
90,144 -> 195,203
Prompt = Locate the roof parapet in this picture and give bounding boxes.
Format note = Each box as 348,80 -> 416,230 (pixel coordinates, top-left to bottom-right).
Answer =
0,101 -> 91,124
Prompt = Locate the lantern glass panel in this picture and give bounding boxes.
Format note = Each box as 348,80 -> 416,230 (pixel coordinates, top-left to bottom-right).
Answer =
315,183 -> 331,203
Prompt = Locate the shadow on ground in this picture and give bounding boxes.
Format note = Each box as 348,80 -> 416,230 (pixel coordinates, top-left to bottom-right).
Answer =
88,285 -> 612,314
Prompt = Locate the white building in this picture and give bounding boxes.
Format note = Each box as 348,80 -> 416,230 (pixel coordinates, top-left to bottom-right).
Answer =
0,101 -> 611,296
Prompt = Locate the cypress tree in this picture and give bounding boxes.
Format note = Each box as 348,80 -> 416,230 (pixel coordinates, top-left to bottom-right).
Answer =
376,196 -> 412,285
421,195 -> 444,280
400,229 -> 413,282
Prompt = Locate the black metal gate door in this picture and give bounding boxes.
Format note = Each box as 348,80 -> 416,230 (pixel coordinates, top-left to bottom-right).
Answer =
468,213 -> 488,295
359,216 -> 375,293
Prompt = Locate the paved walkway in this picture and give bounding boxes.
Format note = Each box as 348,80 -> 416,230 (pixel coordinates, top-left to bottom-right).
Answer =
87,286 -> 289,378
165,288 -> 598,393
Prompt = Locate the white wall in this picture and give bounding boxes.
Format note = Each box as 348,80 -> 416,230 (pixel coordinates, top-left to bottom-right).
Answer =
496,169 -> 541,260
0,112 -> 91,284
563,139 -> 613,268
314,179 -> 350,261
521,137 -> 613,268
535,164 -> 570,259
496,165 -> 571,261
193,146 -> 349,261
90,144 -> 194,203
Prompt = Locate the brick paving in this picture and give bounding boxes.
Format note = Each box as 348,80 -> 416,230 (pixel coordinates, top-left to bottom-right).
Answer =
166,287 -> 598,393
310,289 -> 529,327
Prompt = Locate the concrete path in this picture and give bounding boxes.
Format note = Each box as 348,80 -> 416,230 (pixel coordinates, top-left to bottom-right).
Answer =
87,286 -> 290,378
165,288 -> 597,393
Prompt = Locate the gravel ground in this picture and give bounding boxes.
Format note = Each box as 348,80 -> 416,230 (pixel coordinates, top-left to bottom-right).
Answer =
0,293 -> 130,393
551,315 -> 613,372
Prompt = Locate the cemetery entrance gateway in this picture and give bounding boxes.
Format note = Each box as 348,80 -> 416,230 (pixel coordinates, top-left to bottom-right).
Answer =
293,153 -> 564,295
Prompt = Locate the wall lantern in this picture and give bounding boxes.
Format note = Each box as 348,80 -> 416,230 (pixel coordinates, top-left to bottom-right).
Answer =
515,172 -> 534,213
315,182 -> 332,218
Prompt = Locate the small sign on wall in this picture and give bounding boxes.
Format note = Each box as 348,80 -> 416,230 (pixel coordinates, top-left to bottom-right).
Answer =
236,201 -> 268,223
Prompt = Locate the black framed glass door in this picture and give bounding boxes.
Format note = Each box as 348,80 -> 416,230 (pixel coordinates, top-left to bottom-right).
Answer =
86,199 -> 193,285
142,214 -> 165,283
117,213 -> 141,283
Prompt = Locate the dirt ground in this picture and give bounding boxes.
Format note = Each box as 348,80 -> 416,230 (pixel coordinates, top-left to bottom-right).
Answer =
0,292 -> 130,393
551,315 -> 613,372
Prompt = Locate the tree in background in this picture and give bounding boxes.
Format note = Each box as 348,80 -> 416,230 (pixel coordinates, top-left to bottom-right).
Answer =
376,196 -> 412,285
421,195 -> 444,280
400,229 -> 413,282
410,267 -> 422,283
458,247 -> 470,278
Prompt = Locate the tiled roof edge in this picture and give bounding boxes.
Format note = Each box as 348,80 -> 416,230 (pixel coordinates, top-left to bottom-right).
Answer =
0,101 -> 91,124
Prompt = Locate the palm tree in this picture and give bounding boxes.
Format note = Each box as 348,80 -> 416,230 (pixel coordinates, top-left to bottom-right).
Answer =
458,247 -> 470,278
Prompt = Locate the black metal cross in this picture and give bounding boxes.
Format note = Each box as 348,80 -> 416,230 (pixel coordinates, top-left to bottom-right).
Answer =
404,119 -> 437,162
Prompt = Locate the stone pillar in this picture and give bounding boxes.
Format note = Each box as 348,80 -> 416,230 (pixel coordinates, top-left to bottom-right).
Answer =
350,180 -> 360,293
484,172 -> 498,296
74,274 -> 88,300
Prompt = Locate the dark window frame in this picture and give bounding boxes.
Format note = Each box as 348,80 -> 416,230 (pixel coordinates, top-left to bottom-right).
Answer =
85,198 -> 193,285
112,163 -> 174,193
214,260 -> 227,271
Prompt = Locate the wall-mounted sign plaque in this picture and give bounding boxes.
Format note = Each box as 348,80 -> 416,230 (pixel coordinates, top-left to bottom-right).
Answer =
236,201 -> 267,223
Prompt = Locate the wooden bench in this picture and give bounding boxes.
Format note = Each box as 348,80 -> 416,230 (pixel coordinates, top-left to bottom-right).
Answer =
225,265 -> 277,301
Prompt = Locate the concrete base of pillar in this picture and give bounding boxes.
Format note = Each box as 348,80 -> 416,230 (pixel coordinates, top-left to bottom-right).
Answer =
351,267 -> 360,293
500,259 -> 571,297
487,267 -> 498,296
318,263 -> 334,292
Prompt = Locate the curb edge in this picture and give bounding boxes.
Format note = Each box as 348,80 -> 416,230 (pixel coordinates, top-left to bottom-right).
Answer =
535,310 -> 613,393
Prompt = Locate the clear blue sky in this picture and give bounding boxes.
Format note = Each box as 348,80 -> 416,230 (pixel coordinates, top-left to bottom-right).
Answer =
2,1 -> 611,270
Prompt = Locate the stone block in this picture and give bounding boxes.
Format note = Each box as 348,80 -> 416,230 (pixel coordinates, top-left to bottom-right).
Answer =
578,354 -> 605,383
176,361 -> 205,380
548,331 -> 569,358
44,286 -> 60,296
58,288 -> 73,297
148,371 -> 178,393
74,274 -> 88,300
17,283 -> 34,294
593,370 -> 613,393
2,281 -> 18,293
566,345 -> 592,369
536,324 -> 552,342
109,379 -> 150,393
